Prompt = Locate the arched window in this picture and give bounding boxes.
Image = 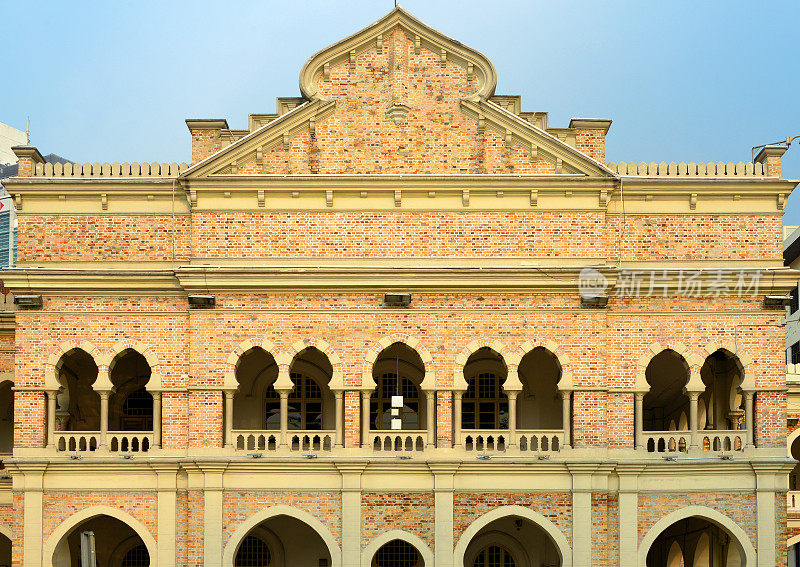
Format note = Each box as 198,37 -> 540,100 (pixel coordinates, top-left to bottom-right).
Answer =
235,534 -> 273,567
462,348 -> 508,430
700,350 -> 744,431
463,373 -> 508,430
109,349 -> 153,432
286,374 -> 323,430
374,539 -> 422,567
473,545 -> 515,567
369,343 -> 425,431
121,543 -> 149,567
644,350 -> 690,432
371,374 -> 421,430
56,349 -> 100,432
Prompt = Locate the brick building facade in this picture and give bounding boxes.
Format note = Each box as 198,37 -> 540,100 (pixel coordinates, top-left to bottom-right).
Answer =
0,7 -> 798,567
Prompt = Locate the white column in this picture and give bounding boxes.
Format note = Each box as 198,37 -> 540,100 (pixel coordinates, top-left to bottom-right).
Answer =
334,390 -> 344,448
200,463 -> 227,567
99,390 -> 110,450
755,469 -> 777,567
337,463 -> 367,567
507,391 -> 518,448
152,391 -> 162,449
453,391 -> 463,448
688,391 -> 699,449
430,463 -> 459,567
617,466 -> 643,567
20,464 -> 46,567
152,463 -> 179,567
561,390 -> 572,449
278,391 -> 289,447
425,390 -> 436,448
634,392 -> 644,449
568,465 -> 596,567
361,391 -> 371,448
46,390 -> 57,449
744,390 -> 755,448
224,390 -> 234,449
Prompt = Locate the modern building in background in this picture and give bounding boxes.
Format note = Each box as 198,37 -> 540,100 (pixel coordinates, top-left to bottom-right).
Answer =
0,123 -> 25,167
1,8 -> 799,567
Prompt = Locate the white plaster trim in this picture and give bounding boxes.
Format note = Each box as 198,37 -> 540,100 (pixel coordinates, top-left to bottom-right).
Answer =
288,338 -> 345,391
788,534 -> 800,548
453,504 -> 571,567
221,504 -> 341,567
0,522 -> 10,541
453,339 -> 510,392
42,505 -> 158,567
361,530 -> 433,567
44,341 -> 100,391
637,505 -> 756,566
362,335 -> 435,391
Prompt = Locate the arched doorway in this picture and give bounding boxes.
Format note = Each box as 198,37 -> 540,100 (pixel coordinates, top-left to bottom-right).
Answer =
48,512 -> 152,567
228,512 -> 336,567
456,507 -> 568,567
640,507 -> 755,567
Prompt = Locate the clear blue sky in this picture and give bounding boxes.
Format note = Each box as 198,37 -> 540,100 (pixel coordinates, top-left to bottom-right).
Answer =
3,1 -> 799,220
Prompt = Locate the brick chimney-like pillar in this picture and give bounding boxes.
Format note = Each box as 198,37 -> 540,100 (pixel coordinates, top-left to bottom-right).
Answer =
185,119 -> 229,165
755,144 -> 788,178
12,146 -> 45,177
569,119 -> 612,164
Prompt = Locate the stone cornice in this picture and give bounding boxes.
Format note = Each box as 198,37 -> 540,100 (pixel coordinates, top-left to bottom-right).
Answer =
185,119 -> 229,131
569,118 -> 612,133
1,266 -> 797,296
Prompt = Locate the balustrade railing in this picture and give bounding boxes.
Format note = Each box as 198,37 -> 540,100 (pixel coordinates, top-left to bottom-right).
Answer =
516,430 -> 565,452
643,430 -> 746,453
233,429 -> 335,452
55,431 -> 155,452
463,430 -> 508,452
55,432 -> 100,452
108,432 -> 154,453
700,430 -> 745,452
369,431 -> 427,452
644,431 -> 690,454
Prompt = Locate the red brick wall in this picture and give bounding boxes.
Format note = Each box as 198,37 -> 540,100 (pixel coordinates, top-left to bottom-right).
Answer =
453,492 -> 572,545
637,492 -> 757,548
222,491 -> 342,547
361,492 -> 434,550
17,215 -> 191,263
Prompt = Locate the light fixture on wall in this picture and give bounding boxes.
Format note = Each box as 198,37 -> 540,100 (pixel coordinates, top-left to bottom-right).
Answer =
384,292 -> 411,307
580,293 -> 608,308
764,295 -> 791,309
188,294 -> 216,308
14,294 -> 42,308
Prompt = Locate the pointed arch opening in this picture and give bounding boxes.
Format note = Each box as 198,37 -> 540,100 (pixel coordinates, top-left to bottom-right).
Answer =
286,346 -> 336,451
45,508 -> 155,567
54,349 -> 100,453
455,506 -> 570,567
366,342 -> 430,452
232,346 -> 280,450
639,506 -> 754,567
223,506 -> 340,567
517,347 -> 563,429
109,349 -> 153,432
700,349 -> 744,431
646,516 -> 743,567
642,349 -> 690,453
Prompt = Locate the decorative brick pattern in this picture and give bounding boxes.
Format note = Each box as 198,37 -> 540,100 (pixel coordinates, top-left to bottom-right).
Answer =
453,492 -> 572,545
361,492 -> 434,551
222,492 -> 342,547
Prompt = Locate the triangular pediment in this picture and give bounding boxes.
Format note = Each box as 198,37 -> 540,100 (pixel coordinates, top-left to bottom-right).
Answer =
183,7 -> 614,179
